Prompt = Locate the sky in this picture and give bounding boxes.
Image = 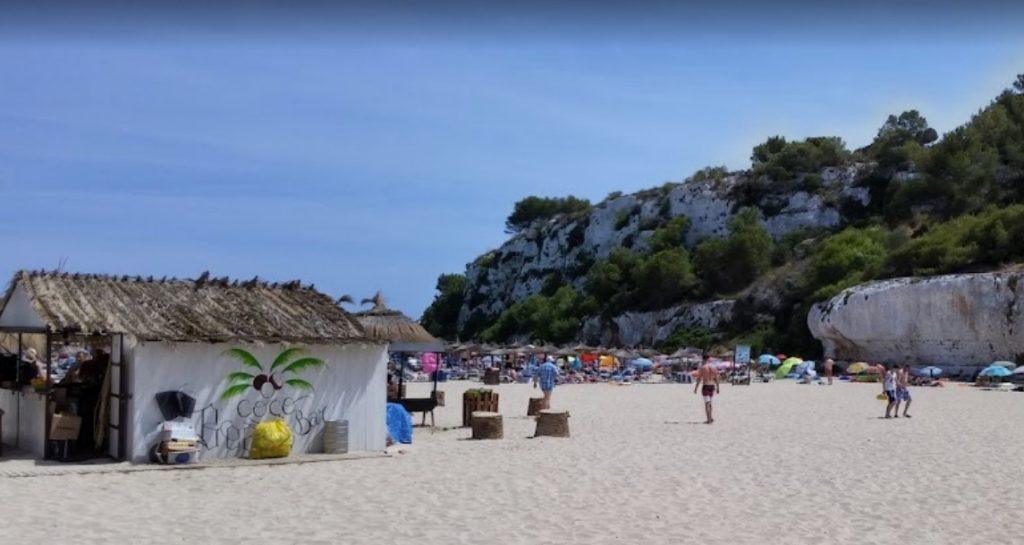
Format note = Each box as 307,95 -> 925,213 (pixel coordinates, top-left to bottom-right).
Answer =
1,2 -> 1023,317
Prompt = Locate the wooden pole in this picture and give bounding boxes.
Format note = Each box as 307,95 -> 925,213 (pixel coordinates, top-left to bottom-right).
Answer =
43,330 -> 52,459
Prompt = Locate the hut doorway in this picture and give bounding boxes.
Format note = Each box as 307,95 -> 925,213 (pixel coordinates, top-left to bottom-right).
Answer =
42,332 -> 119,461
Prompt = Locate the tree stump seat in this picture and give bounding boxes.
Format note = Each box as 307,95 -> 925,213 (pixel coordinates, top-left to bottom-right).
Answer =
483,367 -> 501,385
471,411 -> 503,440
527,397 -> 545,416
534,409 -> 570,438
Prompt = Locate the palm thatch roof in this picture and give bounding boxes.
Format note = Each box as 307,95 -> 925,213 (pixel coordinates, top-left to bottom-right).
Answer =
0,270 -> 370,343
350,292 -> 440,349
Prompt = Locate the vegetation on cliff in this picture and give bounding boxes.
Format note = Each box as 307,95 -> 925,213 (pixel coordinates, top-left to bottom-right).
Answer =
422,74 -> 1024,355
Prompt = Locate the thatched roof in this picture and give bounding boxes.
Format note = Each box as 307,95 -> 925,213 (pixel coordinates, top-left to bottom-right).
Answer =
0,270 -> 370,343
350,292 -> 439,346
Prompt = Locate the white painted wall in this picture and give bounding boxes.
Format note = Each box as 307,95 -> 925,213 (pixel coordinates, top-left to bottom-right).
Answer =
128,341 -> 387,462
0,388 -> 46,456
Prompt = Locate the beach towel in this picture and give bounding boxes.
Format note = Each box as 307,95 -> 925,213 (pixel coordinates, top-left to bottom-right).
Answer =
386,402 -> 414,444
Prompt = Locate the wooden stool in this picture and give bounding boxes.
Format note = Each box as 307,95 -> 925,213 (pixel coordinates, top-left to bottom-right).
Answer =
483,367 -> 501,385
471,411 -> 503,439
527,397 -> 545,416
462,389 -> 499,427
534,409 -> 570,438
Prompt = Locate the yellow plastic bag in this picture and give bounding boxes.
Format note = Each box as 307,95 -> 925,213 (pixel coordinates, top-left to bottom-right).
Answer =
250,419 -> 293,459
876,393 -> 889,401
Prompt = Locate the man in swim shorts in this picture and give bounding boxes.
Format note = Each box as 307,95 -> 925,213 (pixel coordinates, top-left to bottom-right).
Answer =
895,364 -> 912,418
693,357 -> 720,424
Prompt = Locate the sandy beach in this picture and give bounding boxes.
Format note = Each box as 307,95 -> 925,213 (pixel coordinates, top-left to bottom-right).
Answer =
2,380 -> 1021,545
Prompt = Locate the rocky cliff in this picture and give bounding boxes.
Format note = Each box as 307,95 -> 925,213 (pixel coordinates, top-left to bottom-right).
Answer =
808,272 -> 1024,368
458,164 -> 872,340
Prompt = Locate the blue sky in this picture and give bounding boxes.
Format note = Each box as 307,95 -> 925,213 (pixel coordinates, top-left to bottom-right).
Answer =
2,3 -> 1023,316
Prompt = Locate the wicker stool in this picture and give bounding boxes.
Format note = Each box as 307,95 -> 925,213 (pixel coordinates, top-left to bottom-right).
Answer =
534,409 -> 570,438
471,411 -> 503,439
527,397 -> 545,416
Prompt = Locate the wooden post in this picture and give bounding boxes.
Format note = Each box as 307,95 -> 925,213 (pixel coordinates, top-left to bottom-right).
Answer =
534,409 -> 570,438
470,412 -> 503,439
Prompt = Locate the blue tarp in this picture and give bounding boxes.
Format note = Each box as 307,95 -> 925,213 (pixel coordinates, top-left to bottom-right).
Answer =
386,402 -> 413,444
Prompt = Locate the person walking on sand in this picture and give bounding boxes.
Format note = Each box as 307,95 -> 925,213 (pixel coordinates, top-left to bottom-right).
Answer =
693,358 -> 720,424
824,358 -> 835,385
895,364 -> 912,418
533,356 -> 560,410
883,364 -> 898,418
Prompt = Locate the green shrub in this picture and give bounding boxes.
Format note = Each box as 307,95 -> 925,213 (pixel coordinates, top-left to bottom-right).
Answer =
505,195 -> 591,233
420,273 -> 467,339
800,173 -> 824,194
886,205 -> 1024,276
694,208 -> 773,294
480,286 -> 595,344
632,248 -> 699,308
648,216 -> 691,253
732,323 -> 781,356
807,227 -> 888,301
751,135 -> 850,182
614,211 -> 629,230
658,326 -> 714,353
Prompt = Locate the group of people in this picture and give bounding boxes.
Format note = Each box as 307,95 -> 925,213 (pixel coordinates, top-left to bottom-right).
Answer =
528,354 -> 919,425
882,364 -> 913,418
692,357 -> 917,424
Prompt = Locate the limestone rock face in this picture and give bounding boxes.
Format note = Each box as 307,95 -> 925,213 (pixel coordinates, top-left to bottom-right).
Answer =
808,272 -> 1024,369
580,300 -> 735,347
458,164 -> 870,330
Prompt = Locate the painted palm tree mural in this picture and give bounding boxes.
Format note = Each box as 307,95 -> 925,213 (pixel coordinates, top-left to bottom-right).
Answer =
221,347 -> 325,399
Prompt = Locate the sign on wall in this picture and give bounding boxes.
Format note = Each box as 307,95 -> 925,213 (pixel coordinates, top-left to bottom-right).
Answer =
195,347 -> 329,455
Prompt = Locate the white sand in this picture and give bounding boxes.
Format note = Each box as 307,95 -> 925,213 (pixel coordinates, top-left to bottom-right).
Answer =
2,380 -> 1022,544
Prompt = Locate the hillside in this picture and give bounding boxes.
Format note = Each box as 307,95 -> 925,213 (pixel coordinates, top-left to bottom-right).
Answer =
421,74 -> 1024,357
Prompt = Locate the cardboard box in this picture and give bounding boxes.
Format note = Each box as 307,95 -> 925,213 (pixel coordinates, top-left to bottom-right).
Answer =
50,413 -> 82,441
159,420 -> 198,442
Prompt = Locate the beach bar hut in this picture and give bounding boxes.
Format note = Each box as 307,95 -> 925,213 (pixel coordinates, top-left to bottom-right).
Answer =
0,271 -> 388,462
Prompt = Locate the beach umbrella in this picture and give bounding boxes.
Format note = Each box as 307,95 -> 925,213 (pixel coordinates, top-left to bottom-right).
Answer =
420,352 -> 439,374
1014,366 -> 1024,375
914,366 -> 943,378
613,349 -> 638,360
865,365 -> 884,375
846,362 -> 870,374
638,348 -> 662,358
992,361 -> 1017,369
758,354 -> 781,366
628,357 -> 654,370
979,365 -> 1012,378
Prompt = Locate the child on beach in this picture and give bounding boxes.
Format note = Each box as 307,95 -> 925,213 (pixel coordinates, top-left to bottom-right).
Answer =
693,358 -> 720,424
